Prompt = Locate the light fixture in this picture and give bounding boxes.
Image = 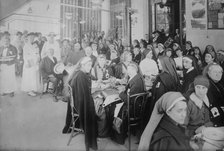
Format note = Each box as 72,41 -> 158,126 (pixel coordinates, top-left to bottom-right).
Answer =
162,0 -> 167,5
79,20 -> 86,24
65,12 -> 72,20
27,7 -> 32,13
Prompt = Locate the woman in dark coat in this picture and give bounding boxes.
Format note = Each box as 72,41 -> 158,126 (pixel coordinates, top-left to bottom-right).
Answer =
151,56 -> 181,115
107,62 -> 145,144
63,57 -> 98,151
138,92 -> 193,151
182,55 -> 199,93
203,63 -> 224,127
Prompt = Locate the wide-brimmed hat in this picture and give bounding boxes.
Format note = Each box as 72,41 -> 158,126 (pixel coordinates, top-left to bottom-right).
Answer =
48,32 -> 56,37
53,63 -> 65,74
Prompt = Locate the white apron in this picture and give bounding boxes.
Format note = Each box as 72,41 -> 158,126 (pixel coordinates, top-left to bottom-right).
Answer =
0,64 -> 17,94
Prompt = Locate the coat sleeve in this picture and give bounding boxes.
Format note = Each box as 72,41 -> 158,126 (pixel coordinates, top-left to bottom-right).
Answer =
150,137 -> 171,151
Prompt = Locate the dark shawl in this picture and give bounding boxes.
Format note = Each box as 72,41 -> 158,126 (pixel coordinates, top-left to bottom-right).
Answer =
150,115 -> 192,151
39,56 -> 57,82
69,70 -> 98,150
150,72 -> 179,116
182,68 -> 198,93
207,78 -> 224,126
119,73 -> 145,102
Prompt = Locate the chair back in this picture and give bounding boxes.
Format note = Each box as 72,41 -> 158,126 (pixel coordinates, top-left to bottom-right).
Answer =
129,92 -> 148,126
67,84 -> 78,115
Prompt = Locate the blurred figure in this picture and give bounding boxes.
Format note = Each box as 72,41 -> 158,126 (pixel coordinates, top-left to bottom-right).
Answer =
0,32 -> 17,97
61,39 -> 72,64
132,46 -> 142,65
12,31 -> 24,77
184,41 -> 194,56
84,46 -> 96,67
21,32 -> 41,96
182,56 -> 199,93
41,32 -> 61,61
34,32 -> 45,53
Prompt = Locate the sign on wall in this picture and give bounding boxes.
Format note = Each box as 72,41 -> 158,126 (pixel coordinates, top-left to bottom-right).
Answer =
191,0 -> 207,29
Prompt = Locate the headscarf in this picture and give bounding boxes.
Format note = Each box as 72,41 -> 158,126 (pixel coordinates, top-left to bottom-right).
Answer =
159,56 -> 180,84
139,92 -> 186,150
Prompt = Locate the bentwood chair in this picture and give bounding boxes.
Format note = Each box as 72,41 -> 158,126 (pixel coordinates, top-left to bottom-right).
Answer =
67,84 -> 84,146
127,91 -> 149,151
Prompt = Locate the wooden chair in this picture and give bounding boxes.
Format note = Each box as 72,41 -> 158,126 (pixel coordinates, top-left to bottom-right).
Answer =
127,91 -> 149,151
67,84 -> 84,146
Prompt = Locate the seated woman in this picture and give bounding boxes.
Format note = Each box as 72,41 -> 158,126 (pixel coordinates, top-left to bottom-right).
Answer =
106,62 -> 145,144
138,92 -> 193,151
139,47 -> 159,90
184,75 -> 213,138
91,54 -> 113,82
182,55 -> 199,93
114,51 -> 133,83
150,56 -> 181,115
62,57 -> 98,151
203,63 -> 224,127
132,46 -> 142,65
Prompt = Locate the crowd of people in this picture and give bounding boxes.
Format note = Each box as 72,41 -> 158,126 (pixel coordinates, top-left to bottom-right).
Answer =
0,29 -> 224,151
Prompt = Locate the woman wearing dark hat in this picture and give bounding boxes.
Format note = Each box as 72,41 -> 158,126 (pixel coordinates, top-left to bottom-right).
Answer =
182,55 -> 199,93
184,75 -> 213,137
138,92 -> 193,151
132,46 -> 142,65
204,51 -> 216,66
139,39 -> 148,60
193,46 -> 203,71
184,41 -> 194,56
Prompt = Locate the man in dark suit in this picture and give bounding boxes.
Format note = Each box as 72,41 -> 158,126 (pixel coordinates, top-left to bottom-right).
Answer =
40,48 -> 65,99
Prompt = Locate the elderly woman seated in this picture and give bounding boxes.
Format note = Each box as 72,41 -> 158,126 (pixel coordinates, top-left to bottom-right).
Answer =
91,54 -> 113,86
203,63 -> 224,127
103,62 -> 145,144
138,92 -> 194,151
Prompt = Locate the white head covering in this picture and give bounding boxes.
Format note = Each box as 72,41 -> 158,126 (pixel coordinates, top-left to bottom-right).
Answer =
139,92 -> 186,150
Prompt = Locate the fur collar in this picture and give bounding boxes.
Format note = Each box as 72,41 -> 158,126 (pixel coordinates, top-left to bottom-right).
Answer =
190,93 -> 209,109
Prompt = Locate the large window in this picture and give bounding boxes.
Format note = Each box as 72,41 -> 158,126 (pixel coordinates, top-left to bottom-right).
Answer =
154,3 -> 174,34
208,0 -> 224,29
60,0 -> 101,40
109,0 -> 130,40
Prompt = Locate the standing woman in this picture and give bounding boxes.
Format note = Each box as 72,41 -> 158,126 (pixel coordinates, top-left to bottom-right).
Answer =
0,32 -> 17,97
67,57 -> 98,151
182,55 -> 199,93
21,32 -> 40,96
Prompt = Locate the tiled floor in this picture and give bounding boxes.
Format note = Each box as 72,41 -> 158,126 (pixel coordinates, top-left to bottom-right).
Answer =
0,78 -> 138,151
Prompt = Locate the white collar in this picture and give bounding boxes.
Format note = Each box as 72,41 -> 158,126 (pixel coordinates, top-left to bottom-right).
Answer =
190,93 -> 209,109
186,67 -> 194,73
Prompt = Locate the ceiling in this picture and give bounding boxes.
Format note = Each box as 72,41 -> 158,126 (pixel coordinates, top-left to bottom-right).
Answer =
0,0 -> 29,20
